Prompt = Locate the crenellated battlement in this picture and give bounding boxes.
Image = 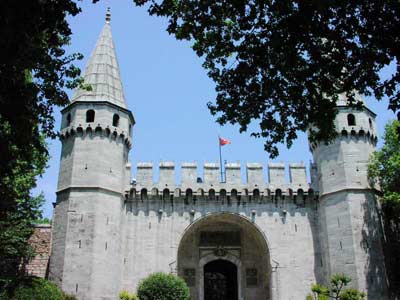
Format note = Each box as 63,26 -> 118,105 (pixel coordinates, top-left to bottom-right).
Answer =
131,161 -> 316,203
59,124 -> 132,148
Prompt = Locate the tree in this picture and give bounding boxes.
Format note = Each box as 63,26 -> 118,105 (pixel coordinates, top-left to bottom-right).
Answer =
306,274 -> 365,300
368,119 -> 400,297
132,0 -> 399,157
0,0 -> 83,294
368,120 -> 400,215
0,137 -> 48,296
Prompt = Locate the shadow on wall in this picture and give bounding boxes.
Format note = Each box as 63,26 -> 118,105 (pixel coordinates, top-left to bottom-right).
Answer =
379,200 -> 400,300
361,192 -> 391,299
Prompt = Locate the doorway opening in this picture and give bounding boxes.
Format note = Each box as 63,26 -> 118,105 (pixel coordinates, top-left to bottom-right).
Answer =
204,259 -> 238,300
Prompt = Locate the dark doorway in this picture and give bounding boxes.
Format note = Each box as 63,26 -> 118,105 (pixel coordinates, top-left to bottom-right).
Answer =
204,260 -> 238,300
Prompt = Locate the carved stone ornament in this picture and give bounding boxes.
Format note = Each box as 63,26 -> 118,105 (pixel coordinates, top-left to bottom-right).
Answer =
214,246 -> 227,257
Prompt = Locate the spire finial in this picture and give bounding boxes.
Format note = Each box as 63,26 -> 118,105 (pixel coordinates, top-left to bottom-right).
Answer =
105,7 -> 111,24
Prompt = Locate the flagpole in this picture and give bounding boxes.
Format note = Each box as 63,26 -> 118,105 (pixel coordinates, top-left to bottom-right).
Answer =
218,136 -> 223,182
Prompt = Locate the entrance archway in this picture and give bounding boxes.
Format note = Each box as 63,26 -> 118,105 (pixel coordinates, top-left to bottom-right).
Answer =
177,213 -> 271,300
204,260 -> 238,300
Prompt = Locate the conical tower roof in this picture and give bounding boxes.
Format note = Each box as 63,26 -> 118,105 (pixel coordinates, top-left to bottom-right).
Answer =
72,9 -> 127,108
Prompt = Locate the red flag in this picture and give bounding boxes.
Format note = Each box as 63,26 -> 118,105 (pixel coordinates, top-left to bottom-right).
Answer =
219,137 -> 231,146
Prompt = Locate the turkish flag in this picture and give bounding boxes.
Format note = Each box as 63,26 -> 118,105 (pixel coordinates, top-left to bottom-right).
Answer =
219,137 -> 231,146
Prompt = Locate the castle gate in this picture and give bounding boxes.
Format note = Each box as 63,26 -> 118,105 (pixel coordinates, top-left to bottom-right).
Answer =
177,213 -> 271,300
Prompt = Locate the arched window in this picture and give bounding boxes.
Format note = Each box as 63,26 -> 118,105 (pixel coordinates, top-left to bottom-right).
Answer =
66,113 -> 71,126
231,189 -> 238,200
297,189 -> 304,204
275,189 -> 282,201
369,118 -> 373,129
220,189 -> 227,202
185,189 -> 193,204
86,110 -> 95,123
113,114 -> 120,127
253,189 -> 260,202
140,189 -> 147,201
347,114 -> 356,126
129,124 -> 132,136
209,189 -> 215,201
163,189 -> 170,201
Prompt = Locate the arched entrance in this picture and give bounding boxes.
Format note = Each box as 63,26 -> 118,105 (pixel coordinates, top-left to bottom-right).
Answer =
204,260 -> 238,300
177,213 -> 271,300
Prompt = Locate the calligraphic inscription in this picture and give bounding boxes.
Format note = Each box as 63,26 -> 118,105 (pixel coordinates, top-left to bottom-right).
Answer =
200,231 -> 241,247
183,268 -> 196,287
246,268 -> 258,287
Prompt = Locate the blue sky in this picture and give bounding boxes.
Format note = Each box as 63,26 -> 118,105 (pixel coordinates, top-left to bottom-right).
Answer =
34,1 -> 397,218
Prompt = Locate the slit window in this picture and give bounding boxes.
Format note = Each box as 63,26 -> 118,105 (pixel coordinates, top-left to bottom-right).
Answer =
347,114 -> 356,126
86,110 -> 95,123
163,189 -> 170,201
66,113 -> 72,126
253,189 -> 260,201
140,189 -> 147,200
209,189 -> 215,201
113,114 -> 120,127
185,189 -> 193,203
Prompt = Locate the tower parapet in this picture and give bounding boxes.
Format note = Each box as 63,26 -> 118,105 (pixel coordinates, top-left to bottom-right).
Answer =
132,161 -> 315,205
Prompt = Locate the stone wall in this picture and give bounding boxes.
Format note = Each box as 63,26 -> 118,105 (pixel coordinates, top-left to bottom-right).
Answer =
26,224 -> 52,278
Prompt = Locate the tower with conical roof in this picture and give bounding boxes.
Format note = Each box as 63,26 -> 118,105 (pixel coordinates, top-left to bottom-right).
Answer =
309,94 -> 388,298
49,9 -> 134,299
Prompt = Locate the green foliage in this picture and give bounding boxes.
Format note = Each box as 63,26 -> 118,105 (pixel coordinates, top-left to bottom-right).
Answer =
132,0 -> 400,157
0,136 -> 48,292
35,218 -> 52,225
0,0 -> 83,295
11,277 -> 64,300
368,119 -> 400,297
119,290 -> 137,300
137,273 -> 190,300
368,120 -> 400,216
62,293 -> 78,300
307,274 -> 365,300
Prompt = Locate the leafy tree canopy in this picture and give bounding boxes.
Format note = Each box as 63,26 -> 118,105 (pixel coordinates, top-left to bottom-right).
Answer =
0,0 -> 83,293
368,120 -> 400,216
132,0 -> 399,157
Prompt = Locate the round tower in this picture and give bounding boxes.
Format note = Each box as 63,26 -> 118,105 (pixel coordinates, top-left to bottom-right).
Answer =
310,94 -> 388,299
49,10 -> 134,300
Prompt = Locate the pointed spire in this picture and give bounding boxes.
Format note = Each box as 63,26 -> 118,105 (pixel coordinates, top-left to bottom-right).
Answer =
72,8 -> 127,108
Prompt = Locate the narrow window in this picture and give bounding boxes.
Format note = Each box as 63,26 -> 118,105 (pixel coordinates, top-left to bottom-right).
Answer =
86,109 -> 95,123
113,114 -> 120,127
163,188 -> 170,201
140,188 -> 148,201
66,113 -> 72,126
219,189 -> 227,202
275,189 -> 282,201
253,189 -> 260,202
185,189 -> 193,204
369,118 -> 373,129
209,189 -> 215,201
347,114 -> 356,126
231,189 -> 238,200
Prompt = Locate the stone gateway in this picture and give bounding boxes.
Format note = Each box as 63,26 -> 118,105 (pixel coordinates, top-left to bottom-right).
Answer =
49,11 -> 389,300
